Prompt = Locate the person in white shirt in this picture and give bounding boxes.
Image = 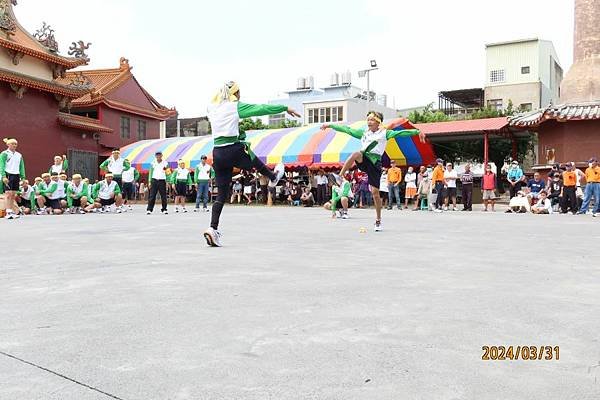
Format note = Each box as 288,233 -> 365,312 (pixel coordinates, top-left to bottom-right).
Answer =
379,168 -> 388,208
48,154 -> 68,175
100,150 -> 131,189
0,138 -> 26,219
404,166 -> 417,209
443,163 -> 458,211
39,173 -> 67,215
171,159 -> 192,213
315,169 -> 328,205
194,155 -> 214,212
121,162 -> 140,211
531,191 -> 553,214
146,152 -> 172,215
86,173 -> 124,213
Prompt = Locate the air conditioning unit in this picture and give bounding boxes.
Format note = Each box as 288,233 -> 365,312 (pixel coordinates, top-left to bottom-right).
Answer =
297,77 -> 306,90
341,71 -> 351,85
330,73 -> 339,86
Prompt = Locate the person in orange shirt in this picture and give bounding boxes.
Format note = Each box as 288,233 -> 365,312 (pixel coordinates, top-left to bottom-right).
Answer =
387,160 -> 402,210
561,164 -> 578,214
578,157 -> 600,216
431,158 -> 446,211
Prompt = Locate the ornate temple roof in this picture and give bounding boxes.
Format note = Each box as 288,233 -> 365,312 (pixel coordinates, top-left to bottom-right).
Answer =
58,57 -> 177,120
509,102 -> 600,128
57,112 -> 114,133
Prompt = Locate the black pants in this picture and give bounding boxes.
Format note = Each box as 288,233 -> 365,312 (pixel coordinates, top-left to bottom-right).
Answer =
211,143 -> 275,229
561,186 -> 577,213
509,181 -> 524,198
122,182 -> 135,201
434,182 -> 445,208
316,184 -> 327,205
147,179 -> 167,212
462,184 -> 473,210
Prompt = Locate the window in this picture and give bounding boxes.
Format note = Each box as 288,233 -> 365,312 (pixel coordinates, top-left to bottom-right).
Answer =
487,99 -> 503,111
120,117 -> 130,139
269,113 -> 286,127
519,103 -> 533,112
489,69 -> 505,83
521,66 -> 530,74
137,120 -> 147,140
307,107 -> 344,124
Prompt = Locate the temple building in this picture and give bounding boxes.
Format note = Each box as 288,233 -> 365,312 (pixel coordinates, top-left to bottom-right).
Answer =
0,0 -> 175,180
510,0 -> 600,168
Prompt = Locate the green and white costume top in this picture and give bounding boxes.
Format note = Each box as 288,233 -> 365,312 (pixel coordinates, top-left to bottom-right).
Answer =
194,163 -> 214,184
329,125 -> 420,165
49,158 -> 68,174
67,182 -> 88,207
208,102 -> 288,147
34,181 -> 48,195
0,149 -> 25,193
42,179 -> 66,200
100,157 -> 130,177
18,185 -> 36,210
121,167 -> 140,183
331,181 -> 353,211
93,180 -> 121,200
171,167 -> 193,184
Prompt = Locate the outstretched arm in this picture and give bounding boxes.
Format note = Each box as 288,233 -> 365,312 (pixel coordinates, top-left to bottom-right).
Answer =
386,129 -> 426,143
322,124 -> 363,140
238,102 -> 301,119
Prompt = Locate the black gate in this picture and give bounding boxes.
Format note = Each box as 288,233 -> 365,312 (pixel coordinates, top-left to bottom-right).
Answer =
67,149 -> 98,181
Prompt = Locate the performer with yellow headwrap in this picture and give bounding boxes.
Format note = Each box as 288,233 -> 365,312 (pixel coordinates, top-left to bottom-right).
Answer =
203,81 -> 301,247
322,111 -> 426,231
66,174 -> 89,214
0,137 -> 26,219
49,154 -> 68,175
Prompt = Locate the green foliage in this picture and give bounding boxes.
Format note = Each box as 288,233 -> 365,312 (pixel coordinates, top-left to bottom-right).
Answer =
272,119 -> 301,129
239,118 -> 266,134
407,103 -> 451,123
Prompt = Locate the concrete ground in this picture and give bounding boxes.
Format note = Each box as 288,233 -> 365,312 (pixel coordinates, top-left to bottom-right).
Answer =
1,204 -> 600,400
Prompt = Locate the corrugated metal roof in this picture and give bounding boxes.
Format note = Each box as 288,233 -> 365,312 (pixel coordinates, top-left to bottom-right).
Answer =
415,117 -> 509,136
509,102 -> 600,127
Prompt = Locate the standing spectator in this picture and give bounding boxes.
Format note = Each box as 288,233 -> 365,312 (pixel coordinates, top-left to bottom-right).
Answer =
506,160 -> 525,198
527,172 -> 546,201
404,166 -> 417,209
547,173 -> 563,211
387,160 -> 402,210
139,181 -> 147,202
379,168 -> 388,208
242,171 -> 255,205
443,163 -> 458,211
546,164 -> 561,188
561,163 -> 578,214
482,164 -> 496,212
358,173 -> 371,208
315,169 -> 328,205
146,152 -> 171,215
194,155 -> 214,212
460,163 -> 474,211
531,191 -> 553,214
432,158 -> 445,212
578,157 -> 600,217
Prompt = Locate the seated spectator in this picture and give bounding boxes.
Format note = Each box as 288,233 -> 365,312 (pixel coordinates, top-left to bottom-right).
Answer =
505,190 -> 530,213
230,179 -> 242,204
527,172 -> 545,201
531,191 -> 553,214
287,182 -> 302,205
300,186 -> 314,207
414,167 -> 431,211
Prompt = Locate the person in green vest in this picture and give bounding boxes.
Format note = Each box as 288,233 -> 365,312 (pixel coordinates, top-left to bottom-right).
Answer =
322,111 -> 425,232
1,137 -> 26,219
194,155 -> 215,212
99,149 -> 131,190
203,81 -> 301,247
34,173 -> 51,214
40,172 -> 67,215
171,159 -> 193,213
16,179 -> 36,215
66,174 -> 89,214
86,173 -> 124,213
323,174 -> 354,219
49,155 -> 68,175
121,161 -> 140,211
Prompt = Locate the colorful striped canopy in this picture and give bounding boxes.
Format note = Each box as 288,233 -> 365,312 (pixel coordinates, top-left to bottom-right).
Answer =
120,118 -> 436,171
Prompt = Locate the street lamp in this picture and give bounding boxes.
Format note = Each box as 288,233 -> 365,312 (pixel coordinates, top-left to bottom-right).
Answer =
359,60 -> 378,114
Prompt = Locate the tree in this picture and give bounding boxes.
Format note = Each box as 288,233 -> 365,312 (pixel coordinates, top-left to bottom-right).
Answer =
239,118 -> 266,134
272,119 -> 300,129
407,103 -> 451,124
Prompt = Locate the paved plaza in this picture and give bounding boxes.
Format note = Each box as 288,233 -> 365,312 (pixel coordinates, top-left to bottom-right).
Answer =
2,206 -> 600,400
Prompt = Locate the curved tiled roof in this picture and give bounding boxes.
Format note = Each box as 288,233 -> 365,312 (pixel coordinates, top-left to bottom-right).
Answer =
57,112 -> 113,133
509,102 -> 600,128
0,67 -> 90,98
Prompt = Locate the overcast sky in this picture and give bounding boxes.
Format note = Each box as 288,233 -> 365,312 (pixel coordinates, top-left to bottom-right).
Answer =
16,0 -> 574,117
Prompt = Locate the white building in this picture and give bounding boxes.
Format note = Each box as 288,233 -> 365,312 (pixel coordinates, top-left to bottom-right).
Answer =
268,73 -> 398,126
484,38 -> 563,112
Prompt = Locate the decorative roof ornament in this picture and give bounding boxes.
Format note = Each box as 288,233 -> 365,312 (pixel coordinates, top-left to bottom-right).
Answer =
0,0 -> 17,34
68,40 -> 91,62
34,22 -> 58,53
67,71 -> 93,90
